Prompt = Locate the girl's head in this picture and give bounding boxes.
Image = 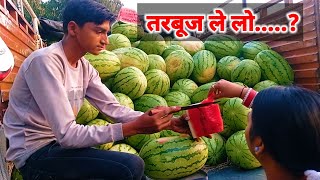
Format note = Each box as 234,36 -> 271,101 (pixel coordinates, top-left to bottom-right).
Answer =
246,86 -> 320,177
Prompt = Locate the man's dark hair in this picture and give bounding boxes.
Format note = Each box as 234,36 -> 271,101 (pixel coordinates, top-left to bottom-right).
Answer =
62,0 -> 116,33
250,86 -> 320,177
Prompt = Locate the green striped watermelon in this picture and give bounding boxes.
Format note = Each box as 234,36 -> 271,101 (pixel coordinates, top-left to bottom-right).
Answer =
190,82 -> 215,103
84,50 -> 121,81
253,80 -> 278,92
131,41 -> 140,48
125,133 -> 160,150
223,98 -> 250,132
160,130 -> 181,137
165,50 -> 194,83
171,79 -> 198,98
112,47 -> 149,73
139,136 -> 208,179
242,41 -> 271,60
109,143 -> 139,155
134,94 -> 168,112
162,44 -> 185,59
76,99 -> 99,125
172,36 -> 205,56
102,77 -> 114,90
112,67 -> 147,100
204,34 -> 243,59
87,119 -> 114,150
137,34 -> 167,55
11,167 -> 23,180
254,50 -> 294,85
164,91 -> 191,116
106,34 -> 131,51
147,54 -> 166,72
231,60 -> 261,87
164,36 -> 173,46
111,22 -> 144,42
219,122 -> 234,138
226,130 -> 261,169
217,56 -> 241,81
202,133 -> 226,166
191,50 -> 217,84
145,69 -> 170,96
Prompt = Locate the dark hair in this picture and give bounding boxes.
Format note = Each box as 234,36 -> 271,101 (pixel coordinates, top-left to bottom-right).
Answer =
250,86 -> 320,176
62,0 -> 116,33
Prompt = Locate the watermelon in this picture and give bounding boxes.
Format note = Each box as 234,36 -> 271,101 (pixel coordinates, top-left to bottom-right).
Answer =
164,36 -> 173,46
187,97 -> 224,138
131,41 -> 140,48
231,60 -> 261,87
162,44 -> 185,59
202,133 -> 226,166
147,54 -> 166,72
87,119 -> 114,150
160,129 -> 181,137
84,50 -> 121,81
111,22 -> 144,42
253,80 -> 278,92
106,34 -> 131,51
102,77 -> 114,90
145,69 -> 170,96
76,99 -> 99,125
190,82 -> 215,103
112,47 -> 149,73
216,97 -> 230,112
226,130 -> 261,169
219,122 -> 234,138
223,98 -> 251,132
113,93 -> 134,109
11,167 -> 23,180
112,67 -> 147,100
217,56 -> 241,81
172,36 -> 205,56
204,34 -> 243,59
171,79 -> 198,98
165,50 -> 194,83
125,133 -> 160,150
139,136 -> 208,179
137,34 -> 167,55
191,50 -> 217,84
109,143 -> 139,155
242,41 -> 271,60
164,91 -> 191,116
254,50 -> 294,85
134,94 -> 168,112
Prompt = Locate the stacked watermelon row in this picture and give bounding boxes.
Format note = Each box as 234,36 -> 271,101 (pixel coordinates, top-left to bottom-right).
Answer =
74,21 -> 295,179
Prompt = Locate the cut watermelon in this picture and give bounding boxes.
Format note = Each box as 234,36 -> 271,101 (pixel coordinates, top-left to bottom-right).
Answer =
187,95 -> 224,138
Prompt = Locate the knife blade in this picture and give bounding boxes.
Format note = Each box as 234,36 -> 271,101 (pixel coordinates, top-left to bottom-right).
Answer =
180,101 -> 220,110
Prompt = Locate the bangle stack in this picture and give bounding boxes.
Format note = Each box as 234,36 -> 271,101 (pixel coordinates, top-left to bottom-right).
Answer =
242,88 -> 257,108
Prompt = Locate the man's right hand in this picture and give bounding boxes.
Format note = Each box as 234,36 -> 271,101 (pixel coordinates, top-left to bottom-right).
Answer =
122,106 -> 181,137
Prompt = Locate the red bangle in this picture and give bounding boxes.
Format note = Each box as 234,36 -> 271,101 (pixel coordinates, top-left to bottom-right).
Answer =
243,88 -> 257,108
239,87 -> 245,98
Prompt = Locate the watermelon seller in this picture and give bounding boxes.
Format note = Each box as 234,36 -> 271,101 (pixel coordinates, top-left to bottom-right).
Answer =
2,0 -> 191,179
209,79 -> 320,180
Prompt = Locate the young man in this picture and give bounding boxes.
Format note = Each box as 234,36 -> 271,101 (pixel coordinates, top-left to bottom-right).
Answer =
3,0 -> 190,179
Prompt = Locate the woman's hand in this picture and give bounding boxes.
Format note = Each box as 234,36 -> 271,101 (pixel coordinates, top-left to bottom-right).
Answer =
209,79 -> 246,99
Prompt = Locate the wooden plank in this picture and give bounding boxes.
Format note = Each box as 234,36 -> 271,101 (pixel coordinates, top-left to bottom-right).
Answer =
294,68 -> 319,78
0,11 -> 36,50
11,50 -> 25,68
0,26 -> 34,57
281,46 -> 318,57
1,72 -> 16,84
294,77 -> 319,84
270,39 -> 317,52
286,54 -> 318,64
291,62 -> 320,70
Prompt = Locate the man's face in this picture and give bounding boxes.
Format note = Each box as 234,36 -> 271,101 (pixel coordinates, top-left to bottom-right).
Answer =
76,21 -> 110,55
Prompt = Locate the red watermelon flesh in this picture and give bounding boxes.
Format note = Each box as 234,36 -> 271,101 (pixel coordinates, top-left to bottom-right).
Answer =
187,95 -> 224,138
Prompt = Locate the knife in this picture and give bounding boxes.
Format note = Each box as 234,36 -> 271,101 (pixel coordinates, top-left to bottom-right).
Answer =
149,100 -> 220,115
180,101 -> 220,110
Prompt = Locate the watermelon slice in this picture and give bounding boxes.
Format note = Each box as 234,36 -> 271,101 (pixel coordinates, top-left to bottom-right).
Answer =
187,95 -> 224,138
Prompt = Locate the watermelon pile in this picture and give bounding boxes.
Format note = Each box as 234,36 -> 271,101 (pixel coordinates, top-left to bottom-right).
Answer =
76,21 -> 295,179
